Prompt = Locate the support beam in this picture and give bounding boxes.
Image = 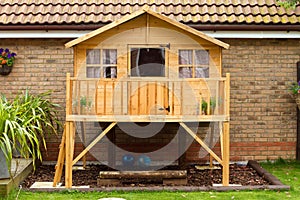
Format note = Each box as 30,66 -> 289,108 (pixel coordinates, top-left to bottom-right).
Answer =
72,122 -> 117,165
179,122 -> 223,165
222,122 -> 230,186
52,124 -> 66,187
225,73 -> 230,117
65,121 -> 74,188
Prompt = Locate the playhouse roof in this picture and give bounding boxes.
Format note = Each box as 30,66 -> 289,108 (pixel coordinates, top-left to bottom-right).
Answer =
0,0 -> 299,31
65,7 -> 230,49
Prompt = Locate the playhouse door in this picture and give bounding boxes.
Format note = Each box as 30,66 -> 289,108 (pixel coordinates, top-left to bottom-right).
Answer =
129,47 -> 169,115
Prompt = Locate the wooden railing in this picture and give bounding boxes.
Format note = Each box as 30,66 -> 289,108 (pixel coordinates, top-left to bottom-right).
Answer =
66,73 -> 230,121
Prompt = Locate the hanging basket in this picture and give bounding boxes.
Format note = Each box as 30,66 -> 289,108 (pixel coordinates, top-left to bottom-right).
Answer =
295,94 -> 300,110
0,64 -> 12,76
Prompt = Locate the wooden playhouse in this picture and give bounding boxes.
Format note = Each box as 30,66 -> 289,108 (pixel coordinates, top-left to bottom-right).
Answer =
53,7 -> 231,188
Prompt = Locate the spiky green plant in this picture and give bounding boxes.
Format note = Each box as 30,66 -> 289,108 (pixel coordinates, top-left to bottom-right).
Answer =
0,90 -> 61,172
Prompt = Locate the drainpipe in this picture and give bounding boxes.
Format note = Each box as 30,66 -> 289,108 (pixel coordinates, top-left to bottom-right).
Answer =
297,61 -> 300,160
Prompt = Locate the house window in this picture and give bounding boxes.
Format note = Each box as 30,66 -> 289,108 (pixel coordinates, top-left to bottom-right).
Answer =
178,49 -> 209,78
130,48 -> 165,77
86,49 -> 117,78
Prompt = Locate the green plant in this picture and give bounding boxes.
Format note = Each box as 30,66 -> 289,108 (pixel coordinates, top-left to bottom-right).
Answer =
0,90 -> 61,171
289,81 -> 300,94
0,48 -> 16,66
201,97 -> 221,114
80,96 -> 92,108
277,0 -> 299,9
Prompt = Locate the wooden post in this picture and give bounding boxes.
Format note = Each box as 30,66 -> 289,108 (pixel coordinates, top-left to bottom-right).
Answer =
65,121 -> 72,188
66,73 -> 71,115
225,73 -> 230,117
222,122 -> 230,186
52,124 -> 66,187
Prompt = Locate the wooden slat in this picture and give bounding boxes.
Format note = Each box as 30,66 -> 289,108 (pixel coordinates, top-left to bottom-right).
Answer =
225,73 -> 230,117
99,170 -> 187,179
65,121 -> 72,188
52,124 -> 66,187
103,80 -> 107,115
179,122 -> 223,165
222,122 -> 230,186
219,121 -> 224,159
72,122 -> 117,165
66,73 -> 71,115
215,80 -> 219,115
67,115 -> 229,122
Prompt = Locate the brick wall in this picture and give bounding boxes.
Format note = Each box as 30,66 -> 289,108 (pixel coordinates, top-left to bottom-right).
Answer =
222,38 -> 300,161
0,38 -> 74,161
0,38 -> 299,163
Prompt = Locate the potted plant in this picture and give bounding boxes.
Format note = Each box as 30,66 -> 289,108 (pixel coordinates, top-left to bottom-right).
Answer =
80,96 -> 92,114
201,97 -> 222,115
0,48 -> 16,76
0,90 -> 61,179
290,81 -> 300,109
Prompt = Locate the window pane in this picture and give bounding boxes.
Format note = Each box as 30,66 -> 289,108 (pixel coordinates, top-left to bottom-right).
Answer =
130,48 -> 165,77
179,50 -> 192,65
195,67 -> 209,78
87,67 -> 101,78
179,67 -> 192,78
103,49 -> 117,65
86,49 -> 100,64
104,67 -> 117,78
195,50 -> 209,65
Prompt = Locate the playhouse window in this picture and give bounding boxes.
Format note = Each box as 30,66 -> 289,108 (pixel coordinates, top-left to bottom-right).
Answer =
178,49 -> 209,78
130,48 -> 165,77
86,49 -> 117,78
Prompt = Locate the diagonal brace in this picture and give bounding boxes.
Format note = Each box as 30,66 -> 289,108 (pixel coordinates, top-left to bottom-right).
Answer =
72,122 -> 117,165
179,122 -> 223,165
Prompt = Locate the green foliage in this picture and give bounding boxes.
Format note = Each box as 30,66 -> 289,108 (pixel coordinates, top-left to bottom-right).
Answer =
0,90 -> 61,171
277,0 -> 299,9
202,97 -> 222,114
289,81 -> 300,94
79,96 -> 91,107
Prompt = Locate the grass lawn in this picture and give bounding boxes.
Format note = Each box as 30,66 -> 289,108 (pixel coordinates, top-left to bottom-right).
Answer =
3,159 -> 300,200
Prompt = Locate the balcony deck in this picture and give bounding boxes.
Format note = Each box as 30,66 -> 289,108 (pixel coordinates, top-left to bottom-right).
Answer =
66,74 -> 230,123
66,114 -> 229,122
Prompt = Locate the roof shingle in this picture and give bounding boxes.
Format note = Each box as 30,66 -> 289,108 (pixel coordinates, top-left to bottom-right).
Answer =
0,0 -> 299,25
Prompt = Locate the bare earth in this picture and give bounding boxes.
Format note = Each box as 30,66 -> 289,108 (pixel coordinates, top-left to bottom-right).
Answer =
22,163 -> 269,188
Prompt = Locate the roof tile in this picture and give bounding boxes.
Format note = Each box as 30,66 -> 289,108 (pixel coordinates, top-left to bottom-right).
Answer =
0,0 -> 299,25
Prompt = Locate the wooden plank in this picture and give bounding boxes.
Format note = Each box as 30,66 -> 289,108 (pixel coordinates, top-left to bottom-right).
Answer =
163,178 -> 187,185
99,170 -> 187,179
52,124 -> 66,187
66,73 -> 71,115
80,122 -> 86,168
222,122 -> 230,186
72,122 -> 117,165
225,73 -> 230,117
97,179 -> 120,186
65,121 -> 72,188
179,122 -> 223,165
66,114 -> 229,122
220,121 -> 224,159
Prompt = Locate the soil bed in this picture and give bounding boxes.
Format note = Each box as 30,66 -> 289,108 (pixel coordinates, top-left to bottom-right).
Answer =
22,163 -> 269,188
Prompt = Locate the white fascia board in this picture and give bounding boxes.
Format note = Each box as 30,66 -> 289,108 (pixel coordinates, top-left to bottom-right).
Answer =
0,30 -> 299,39
202,31 -> 300,38
0,30 -> 89,38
